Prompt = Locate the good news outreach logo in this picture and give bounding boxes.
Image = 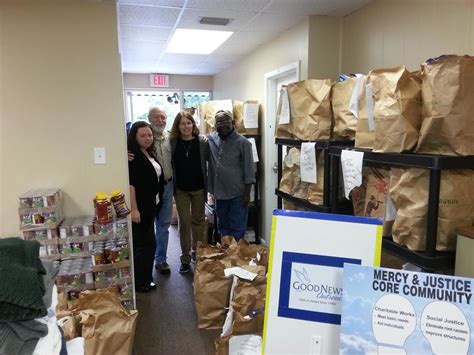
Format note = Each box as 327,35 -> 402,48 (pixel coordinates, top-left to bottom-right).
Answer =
292,267 -> 343,301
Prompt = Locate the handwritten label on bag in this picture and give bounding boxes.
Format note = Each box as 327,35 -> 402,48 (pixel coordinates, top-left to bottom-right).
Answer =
300,143 -> 317,183
243,103 -> 259,129
366,84 -> 375,132
341,150 -> 364,199
278,87 -> 290,124
248,138 -> 259,163
229,335 -> 262,355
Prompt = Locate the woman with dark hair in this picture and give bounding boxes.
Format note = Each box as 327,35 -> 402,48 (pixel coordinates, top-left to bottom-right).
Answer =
128,121 -> 165,292
169,111 -> 208,273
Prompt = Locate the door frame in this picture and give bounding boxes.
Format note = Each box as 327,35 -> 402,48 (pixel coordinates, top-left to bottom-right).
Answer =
262,61 -> 300,244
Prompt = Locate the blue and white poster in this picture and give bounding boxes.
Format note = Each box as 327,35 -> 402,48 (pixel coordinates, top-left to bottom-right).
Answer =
340,264 -> 474,355
263,210 -> 382,354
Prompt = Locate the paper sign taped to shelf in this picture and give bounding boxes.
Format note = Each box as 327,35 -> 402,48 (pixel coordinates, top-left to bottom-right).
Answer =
341,149 -> 364,199
349,74 -> 365,118
366,84 -> 375,131
229,335 -> 262,355
278,87 -> 290,124
243,103 -> 259,128
248,138 -> 259,162
213,99 -> 233,115
300,142 -> 317,183
224,267 -> 258,281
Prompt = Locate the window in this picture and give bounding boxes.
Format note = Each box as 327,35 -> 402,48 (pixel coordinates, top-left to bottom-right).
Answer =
125,90 -> 211,131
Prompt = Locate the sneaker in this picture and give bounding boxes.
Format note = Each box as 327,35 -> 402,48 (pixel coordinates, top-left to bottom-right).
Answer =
155,262 -> 171,275
179,263 -> 190,274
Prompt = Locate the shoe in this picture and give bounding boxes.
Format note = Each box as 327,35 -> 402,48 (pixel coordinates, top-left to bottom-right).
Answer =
179,263 -> 190,274
155,262 -> 171,275
135,282 -> 157,293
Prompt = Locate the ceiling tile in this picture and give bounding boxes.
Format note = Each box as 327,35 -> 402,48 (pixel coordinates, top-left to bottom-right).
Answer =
263,0 -> 331,16
160,53 -> 209,64
242,13 -> 305,33
186,0 -> 270,12
178,8 -> 256,31
119,5 -> 181,27
118,0 -> 186,6
121,25 -> 173,42
324,0 -> 373,16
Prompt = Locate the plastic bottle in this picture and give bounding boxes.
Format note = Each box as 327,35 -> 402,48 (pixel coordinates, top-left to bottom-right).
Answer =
95,192 -> 113,225
110,189 -> 131,218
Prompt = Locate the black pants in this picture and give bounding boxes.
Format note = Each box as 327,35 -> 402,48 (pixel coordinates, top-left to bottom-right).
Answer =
132,214 -> 156,288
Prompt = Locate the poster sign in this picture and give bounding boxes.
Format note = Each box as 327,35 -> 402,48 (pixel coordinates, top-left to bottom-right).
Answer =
263,210 -> 382,354
340,264 -> 474,355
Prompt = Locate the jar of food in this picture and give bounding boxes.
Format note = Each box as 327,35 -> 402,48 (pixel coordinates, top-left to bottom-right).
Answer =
94,192 -> 113,225
110,189 -> 131,218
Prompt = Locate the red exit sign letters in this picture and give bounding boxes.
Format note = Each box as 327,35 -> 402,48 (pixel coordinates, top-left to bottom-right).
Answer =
150,74 -> 169,88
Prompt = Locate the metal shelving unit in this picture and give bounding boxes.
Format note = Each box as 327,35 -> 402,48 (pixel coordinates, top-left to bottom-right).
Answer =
275,138 -> 354,211
329,146 -> 474,271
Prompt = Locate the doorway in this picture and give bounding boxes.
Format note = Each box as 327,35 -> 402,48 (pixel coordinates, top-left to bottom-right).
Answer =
262,61 -> 299,244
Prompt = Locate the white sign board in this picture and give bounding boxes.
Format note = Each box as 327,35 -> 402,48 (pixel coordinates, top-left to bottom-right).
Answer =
263,210 -> 383,354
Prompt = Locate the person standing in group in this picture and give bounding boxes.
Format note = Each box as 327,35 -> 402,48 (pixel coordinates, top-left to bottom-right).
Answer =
148,107 -> 174,275
128,121 -> 165,293
207,110 -> 255,240
170,111 -> 208,273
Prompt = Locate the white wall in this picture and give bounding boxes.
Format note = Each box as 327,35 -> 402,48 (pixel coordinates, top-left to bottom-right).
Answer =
341,0 -> 474,73
123,73 -> 213,91
213,18 -> 309,102
0,1 -> 127,236
308,16 -> 342,81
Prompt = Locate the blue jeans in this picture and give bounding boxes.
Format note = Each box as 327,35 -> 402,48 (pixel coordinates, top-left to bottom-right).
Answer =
215,196 -> 248,240
154,180 -> 173,264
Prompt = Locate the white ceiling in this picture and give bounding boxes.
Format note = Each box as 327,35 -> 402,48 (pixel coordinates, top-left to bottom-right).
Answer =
118,0 -> 372,75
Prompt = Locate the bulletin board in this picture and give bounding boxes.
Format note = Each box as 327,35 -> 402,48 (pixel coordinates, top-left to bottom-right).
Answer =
262,210 -> 383,354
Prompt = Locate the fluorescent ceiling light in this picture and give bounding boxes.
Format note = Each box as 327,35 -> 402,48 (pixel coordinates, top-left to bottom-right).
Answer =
166,29 -> 233,55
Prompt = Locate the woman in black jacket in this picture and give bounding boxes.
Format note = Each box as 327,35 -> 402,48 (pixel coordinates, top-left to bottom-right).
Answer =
128,121 -> 165,293
170,111 -> 208,274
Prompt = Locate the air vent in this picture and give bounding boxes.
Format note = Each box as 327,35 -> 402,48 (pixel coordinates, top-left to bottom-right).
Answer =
199,17 -> 232,26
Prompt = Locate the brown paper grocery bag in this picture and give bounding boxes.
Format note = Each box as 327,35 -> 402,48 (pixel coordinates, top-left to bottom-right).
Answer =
74,290 -> 138,355
416,55 -> 474,155
351,168 -> 369,216
307,151 -> 325,205
194,259 -> 232,329
279,147 -> 299,194
199,101 -> 215,134
288,79 -> 332,140
332,78 -> 357,140
215,334 -> 263,355
390,168 -> 474,251
233,100 -> 259,135
276,85 -> 293,138
364,168 -> 389,219
370,66 -> 422,152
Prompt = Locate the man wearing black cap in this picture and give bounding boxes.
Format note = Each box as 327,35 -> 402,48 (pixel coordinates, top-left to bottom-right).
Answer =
207,110 -> 255,240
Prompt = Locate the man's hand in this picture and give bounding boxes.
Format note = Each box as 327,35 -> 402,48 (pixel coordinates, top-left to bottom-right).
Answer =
241,184 -> 252,207
128,151 -> 135,162
131,209 -> 141,223
241,192 -> 251,207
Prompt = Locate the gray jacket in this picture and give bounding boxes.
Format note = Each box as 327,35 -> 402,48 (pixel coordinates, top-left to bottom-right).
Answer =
170,135 -> 208,197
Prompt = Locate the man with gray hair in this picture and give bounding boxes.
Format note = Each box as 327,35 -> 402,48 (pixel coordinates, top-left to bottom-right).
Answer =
207,110 -> 255,240
147,107 -> 173,274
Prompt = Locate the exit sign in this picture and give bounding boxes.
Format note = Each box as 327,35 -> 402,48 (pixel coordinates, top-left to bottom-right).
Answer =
150,74 -> 169,88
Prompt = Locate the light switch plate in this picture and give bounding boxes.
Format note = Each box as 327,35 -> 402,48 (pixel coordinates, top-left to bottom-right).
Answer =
94,147 -> 106,164
311,335 -> 322,355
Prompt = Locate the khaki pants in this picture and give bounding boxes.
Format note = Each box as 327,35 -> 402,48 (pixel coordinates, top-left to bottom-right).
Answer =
175,188 -> 205,264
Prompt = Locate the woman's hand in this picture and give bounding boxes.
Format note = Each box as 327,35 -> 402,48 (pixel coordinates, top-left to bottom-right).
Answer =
131,208 -> 141,223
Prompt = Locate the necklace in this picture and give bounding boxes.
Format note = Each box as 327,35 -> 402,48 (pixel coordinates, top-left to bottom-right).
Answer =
181,139 -> 194,158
